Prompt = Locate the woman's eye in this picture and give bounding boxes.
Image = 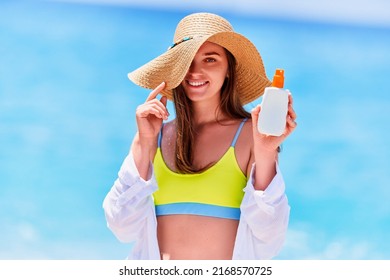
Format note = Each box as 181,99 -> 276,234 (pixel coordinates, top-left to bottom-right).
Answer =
205,58 -> 216,63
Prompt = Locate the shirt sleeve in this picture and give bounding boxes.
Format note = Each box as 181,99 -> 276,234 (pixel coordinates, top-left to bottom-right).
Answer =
102,151 -> 158,244
233,162 -> 290,260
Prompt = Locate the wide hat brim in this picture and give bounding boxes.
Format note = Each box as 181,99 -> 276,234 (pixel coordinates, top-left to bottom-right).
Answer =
128,32 -> 271,105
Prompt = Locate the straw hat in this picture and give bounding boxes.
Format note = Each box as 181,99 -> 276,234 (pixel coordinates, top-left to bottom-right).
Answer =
128,12 -> 271,105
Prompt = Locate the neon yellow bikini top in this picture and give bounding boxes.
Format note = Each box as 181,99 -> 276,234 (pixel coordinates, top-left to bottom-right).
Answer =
153,119 -> 248,220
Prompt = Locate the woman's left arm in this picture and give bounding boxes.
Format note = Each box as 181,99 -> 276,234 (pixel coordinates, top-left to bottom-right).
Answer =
233,93 -> 297,259
250,92 -> 297,191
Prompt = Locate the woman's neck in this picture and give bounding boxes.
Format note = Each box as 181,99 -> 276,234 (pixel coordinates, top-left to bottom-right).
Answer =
191,97 -> 225,126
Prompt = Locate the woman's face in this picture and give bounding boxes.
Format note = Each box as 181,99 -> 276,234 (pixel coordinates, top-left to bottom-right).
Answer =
181,41 -> 229,104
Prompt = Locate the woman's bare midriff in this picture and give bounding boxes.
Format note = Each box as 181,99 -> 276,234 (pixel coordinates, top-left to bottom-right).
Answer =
157,215 -> 239,260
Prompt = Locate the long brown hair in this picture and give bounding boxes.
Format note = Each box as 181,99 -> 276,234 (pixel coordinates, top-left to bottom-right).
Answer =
172,48 -> 250,174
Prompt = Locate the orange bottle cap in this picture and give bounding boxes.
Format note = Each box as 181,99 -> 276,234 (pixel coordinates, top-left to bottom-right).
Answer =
272,69 -> 284,88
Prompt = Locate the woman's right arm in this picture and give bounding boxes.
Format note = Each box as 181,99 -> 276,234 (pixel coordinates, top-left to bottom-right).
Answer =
103,82 -> 169,243
132,82 -> 168,179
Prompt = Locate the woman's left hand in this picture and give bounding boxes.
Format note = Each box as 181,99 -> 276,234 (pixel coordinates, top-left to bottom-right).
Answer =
251,91 -> 297,152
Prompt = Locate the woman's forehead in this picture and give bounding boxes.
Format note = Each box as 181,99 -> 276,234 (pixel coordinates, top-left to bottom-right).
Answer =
196,41 -> 226,56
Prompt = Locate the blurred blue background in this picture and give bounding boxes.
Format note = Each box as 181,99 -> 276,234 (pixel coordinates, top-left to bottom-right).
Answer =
1,0 -> 389,259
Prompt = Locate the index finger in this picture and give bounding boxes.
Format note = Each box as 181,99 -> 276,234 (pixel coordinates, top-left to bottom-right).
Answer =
287,91 -> 294,105
146,82 -> 166,101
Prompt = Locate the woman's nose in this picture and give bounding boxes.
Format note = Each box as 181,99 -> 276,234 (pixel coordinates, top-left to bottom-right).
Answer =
188,60 -> 201,75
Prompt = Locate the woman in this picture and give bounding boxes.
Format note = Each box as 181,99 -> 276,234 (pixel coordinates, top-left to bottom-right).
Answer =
103,12 -> 297,260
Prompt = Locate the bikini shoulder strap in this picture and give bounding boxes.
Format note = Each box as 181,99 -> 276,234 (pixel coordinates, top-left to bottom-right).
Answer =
157,124 -> 165,148
231,118 -> 248,147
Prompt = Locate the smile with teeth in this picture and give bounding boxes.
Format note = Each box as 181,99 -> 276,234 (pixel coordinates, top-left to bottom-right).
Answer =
187,80 -> 208,87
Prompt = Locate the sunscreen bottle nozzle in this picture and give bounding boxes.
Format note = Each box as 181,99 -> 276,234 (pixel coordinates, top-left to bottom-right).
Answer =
272,69 -> 284,88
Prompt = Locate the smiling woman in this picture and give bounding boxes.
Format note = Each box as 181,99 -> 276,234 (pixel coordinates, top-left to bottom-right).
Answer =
1,0 -> 389,261
103,12 -> 297,260
180,42 -> 229,104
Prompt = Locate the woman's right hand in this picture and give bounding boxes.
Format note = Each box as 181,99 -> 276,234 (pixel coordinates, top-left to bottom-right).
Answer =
135,82 -> 169,140
132,82 -> 168,180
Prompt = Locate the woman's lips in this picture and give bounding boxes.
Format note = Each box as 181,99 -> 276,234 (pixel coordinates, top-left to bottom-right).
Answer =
187,80 -> 208,87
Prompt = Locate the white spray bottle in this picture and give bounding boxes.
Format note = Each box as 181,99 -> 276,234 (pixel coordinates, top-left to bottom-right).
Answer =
257,69 -> 289,136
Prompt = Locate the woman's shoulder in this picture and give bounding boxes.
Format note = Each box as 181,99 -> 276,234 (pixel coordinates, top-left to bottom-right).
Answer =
161,120 -> 176,141
240,118 -> 254,145
162,119 -> 175,130
233,118 -> 254,176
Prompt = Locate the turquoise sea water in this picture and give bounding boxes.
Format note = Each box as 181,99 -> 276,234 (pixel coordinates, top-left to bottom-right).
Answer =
1,1 -> 389,259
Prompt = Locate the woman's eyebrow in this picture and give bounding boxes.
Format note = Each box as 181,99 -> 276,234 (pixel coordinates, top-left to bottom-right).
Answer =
202,52 -> 221,56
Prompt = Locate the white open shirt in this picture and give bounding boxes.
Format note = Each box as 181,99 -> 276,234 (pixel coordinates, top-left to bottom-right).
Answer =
103,152 -> 290,260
